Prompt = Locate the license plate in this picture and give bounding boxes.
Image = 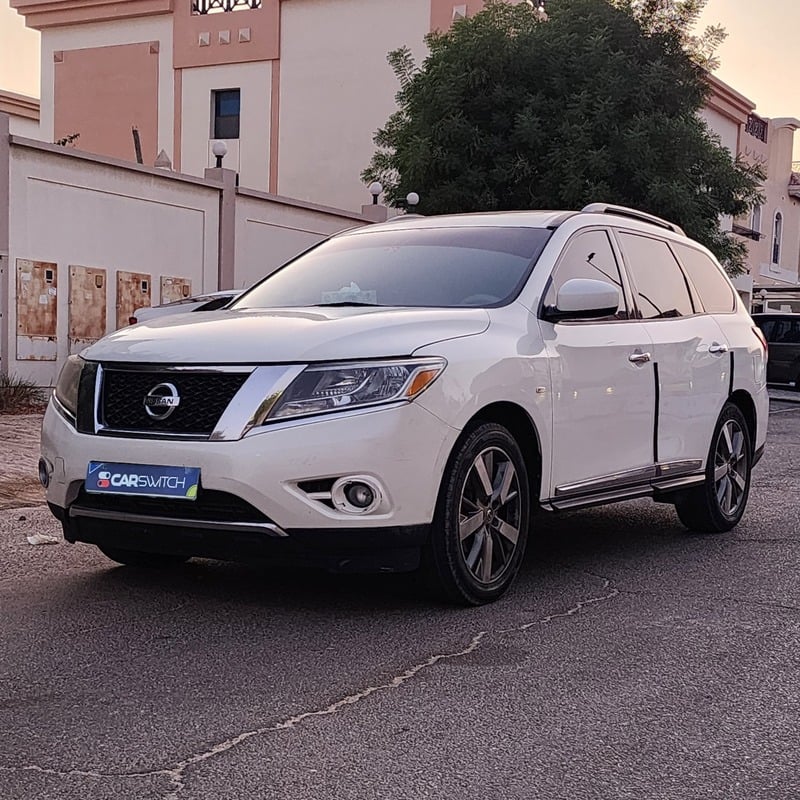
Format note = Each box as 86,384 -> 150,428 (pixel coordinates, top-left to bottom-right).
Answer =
86,462 -> 200,500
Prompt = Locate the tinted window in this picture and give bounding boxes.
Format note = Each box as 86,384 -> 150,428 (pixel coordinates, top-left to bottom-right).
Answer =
194,296 -> 235,312
618,233 -> 694,319
543,230 -> 627,318
769,319 -> 800,344
213,89 -> 240,139
233,227 -> 552,309
673,243 -> 735,313
755,319 -> 775,340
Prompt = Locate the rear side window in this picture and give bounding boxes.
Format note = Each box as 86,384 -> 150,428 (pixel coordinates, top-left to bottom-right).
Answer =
672,243 -> 735,313
618,233 -> 694,319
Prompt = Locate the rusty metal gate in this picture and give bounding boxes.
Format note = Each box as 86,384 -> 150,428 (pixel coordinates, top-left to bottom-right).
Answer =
116,270 -> 151,329
160,276 -> 192,305
16,259 -> 57,361
69,265 -> 107,353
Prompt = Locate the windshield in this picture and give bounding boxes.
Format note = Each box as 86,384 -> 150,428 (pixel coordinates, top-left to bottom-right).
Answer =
232,226 -> 552,309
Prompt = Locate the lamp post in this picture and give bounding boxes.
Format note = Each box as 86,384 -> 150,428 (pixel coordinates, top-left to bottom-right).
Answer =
406,192 -> 420,214
211,140 -> 228,169
368,181 -> 383,205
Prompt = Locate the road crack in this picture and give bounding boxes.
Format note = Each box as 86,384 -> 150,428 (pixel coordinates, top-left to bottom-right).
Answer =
0,573 -> 620,798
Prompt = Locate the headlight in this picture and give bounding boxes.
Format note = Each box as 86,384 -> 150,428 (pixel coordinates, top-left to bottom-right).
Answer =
265,358 -> 446,423
54,355 -> 85,419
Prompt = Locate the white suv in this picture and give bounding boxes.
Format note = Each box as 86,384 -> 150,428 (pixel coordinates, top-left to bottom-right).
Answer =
41,204 -> 769,605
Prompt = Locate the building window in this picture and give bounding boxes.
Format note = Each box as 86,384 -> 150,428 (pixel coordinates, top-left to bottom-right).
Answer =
213,89 -> 240,139
772,211 -> 783,265
751,203 -> 762,235
193,0 -> 260,14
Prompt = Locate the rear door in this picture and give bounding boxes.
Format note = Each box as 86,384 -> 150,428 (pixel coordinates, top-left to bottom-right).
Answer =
616,231 -> 730,469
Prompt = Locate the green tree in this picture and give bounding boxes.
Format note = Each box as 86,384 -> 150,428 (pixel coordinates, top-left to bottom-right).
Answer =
364,0 -> 762,274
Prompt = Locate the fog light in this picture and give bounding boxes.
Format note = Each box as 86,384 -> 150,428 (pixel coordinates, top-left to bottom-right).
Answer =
345,482 -> 374,509
331,476 -> 383,515
38,458 -> 51,488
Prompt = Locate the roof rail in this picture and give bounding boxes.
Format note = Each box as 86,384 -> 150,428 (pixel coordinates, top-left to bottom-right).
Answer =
581,203 -> 685,236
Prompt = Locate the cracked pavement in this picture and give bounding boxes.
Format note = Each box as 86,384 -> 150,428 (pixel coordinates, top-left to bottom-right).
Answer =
1,401 -> 799,799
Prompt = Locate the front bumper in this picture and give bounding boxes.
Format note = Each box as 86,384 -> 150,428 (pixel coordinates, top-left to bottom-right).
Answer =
41,399 -> 459,567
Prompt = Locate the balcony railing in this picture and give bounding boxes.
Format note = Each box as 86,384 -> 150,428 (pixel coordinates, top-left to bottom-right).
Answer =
745,113 -> 768,144
192,0 -> 261,14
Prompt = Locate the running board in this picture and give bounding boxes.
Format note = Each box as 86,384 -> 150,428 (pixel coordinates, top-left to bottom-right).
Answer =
543,473 -> 705,512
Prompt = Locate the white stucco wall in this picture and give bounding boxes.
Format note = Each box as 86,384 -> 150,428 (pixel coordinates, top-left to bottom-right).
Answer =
699,107 -> 742,235
6,140 -> 220,385
699,107 -> 739,156
8,115 -> 40,139
181,61 -> 271,191
234,190 -> 368,288
277,0 -> 430,212
39,16 -> 174,156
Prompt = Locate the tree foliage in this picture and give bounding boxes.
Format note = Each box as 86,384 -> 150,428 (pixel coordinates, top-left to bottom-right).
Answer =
364,0 -> 762,273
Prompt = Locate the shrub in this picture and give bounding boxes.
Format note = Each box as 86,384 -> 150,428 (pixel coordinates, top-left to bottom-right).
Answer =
0,372 -> 47,414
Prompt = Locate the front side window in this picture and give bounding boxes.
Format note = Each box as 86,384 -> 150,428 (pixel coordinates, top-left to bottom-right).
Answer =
232,226 -> 552,309
543,229 -> 628,319
618,233 -> 694,319
213,89 -> 240,139
672,243 -> 735,313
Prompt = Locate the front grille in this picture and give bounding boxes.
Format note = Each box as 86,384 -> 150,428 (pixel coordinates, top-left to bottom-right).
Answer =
101,369 -> 249,435
75,486 -> 273,524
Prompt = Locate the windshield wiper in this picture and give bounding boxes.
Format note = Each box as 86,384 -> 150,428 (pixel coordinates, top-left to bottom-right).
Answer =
312,301 -> 382,307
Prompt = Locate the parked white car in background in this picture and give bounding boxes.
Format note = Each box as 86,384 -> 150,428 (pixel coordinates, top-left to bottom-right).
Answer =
130,290 -> 242,325
42,204 -> 769,604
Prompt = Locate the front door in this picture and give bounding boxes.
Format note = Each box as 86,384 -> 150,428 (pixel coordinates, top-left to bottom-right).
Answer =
541,229 -> 656,497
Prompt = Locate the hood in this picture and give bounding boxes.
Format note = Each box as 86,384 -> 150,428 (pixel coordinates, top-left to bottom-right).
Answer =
82,306 -> 490,364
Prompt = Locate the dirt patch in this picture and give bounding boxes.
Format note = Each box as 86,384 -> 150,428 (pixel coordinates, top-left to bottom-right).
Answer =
0,413 -> 45,511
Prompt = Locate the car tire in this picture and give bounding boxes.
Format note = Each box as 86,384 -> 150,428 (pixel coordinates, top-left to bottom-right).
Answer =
98,546 -> 189,568
423,423 -> 530,605
675,402 -> 752,533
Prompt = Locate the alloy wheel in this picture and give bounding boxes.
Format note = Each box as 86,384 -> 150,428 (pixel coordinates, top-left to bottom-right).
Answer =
458,446 -> 522,585
713,419 -> 748,517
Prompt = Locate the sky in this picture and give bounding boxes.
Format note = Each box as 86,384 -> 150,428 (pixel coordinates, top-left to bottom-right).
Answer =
0,0 -> 798,156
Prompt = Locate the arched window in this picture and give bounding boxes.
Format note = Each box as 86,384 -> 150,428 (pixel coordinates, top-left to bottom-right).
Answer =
772,211 -> 783,265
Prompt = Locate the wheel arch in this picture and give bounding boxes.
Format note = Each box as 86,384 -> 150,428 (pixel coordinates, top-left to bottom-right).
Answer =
728,389 -> 757,452
460,401 -> 543,505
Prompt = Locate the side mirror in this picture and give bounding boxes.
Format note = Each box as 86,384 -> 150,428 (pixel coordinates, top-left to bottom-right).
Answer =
543,278 -> 620,322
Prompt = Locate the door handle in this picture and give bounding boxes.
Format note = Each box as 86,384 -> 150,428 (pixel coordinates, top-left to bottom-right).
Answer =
628,351 -> 651,364
709,342 -> 729,354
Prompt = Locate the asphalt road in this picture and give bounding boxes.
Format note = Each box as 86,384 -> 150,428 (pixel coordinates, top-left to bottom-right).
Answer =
1,401 -> 799,800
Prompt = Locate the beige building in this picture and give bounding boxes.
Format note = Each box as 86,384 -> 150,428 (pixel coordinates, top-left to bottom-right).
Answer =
0,89 -> 40,138
10,0 -> 487,212
700,74 -> 800,309
9,0 -> 800,305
